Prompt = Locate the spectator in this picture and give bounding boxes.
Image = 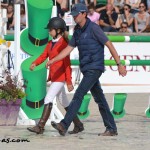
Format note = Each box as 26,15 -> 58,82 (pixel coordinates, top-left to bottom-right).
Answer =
125,0 -> 141,14
99,3 -> 118,32
145,0 -> 150,14
134,2 -> 150,32
53,0 -> 69,17
74,0 -> 89,6
1,0 -> 24,9
94,0 -> 109,13
14,0 -> 24,4
119,4 -> 134,32
119,21 -> 132,32
7,3 -> 14,30
1,0 -> 9,9
110,0 -> 124,14
20,4 -> 26,30
57,0 -> 68,11
87,2 -> 100,24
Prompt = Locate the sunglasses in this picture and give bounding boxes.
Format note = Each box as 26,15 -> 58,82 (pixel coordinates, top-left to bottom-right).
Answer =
139,6 -> 144,8
122,26 -> 127,28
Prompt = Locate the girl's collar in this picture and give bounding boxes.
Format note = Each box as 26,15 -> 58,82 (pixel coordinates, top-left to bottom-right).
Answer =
52,36 -> 62,42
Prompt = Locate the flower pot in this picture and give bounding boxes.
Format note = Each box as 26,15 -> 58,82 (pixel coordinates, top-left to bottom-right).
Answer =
0,99 -> 22,126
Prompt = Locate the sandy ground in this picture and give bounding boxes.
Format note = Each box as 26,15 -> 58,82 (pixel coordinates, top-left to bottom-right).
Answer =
0,93 -> 150,150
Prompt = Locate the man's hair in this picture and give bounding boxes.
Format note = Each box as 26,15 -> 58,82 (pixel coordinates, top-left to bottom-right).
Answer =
88,2 -> 95,10
121,22 -> 128,27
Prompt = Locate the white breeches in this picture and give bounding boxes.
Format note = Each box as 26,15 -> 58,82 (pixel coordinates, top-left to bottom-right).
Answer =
44,82 -> 70,108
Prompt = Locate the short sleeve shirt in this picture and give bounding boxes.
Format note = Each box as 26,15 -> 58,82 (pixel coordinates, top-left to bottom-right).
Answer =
100,10 -> 118,25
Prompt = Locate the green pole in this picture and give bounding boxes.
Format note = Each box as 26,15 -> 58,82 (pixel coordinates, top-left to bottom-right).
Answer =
130,60 -> 150,66
71,60 -> 126,66
130,36 -> 150,42
4,34 -> 14,41
71,60 -> 150,66
105,60 -> 125,66
108,36 -> 125,42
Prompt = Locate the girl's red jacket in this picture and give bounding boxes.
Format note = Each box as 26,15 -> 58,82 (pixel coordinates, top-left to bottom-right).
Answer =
33,37 -> 72,85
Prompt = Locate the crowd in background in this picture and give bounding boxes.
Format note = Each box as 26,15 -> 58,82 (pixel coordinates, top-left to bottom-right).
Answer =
1,0 -> 26,30
1,0 -> 150,33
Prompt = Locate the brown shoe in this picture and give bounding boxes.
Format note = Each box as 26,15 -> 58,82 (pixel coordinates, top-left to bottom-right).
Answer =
27,126 -> 44,134
68,123 -> 84,134
51,121 -> 66,136
64,107 -> 84,134
98,130 -> 118,136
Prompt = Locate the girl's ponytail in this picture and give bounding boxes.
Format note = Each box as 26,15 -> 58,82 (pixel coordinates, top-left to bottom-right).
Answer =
62,31 -> 69,43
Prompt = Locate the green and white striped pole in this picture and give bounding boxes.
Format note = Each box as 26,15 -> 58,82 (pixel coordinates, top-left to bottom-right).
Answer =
108,35 -> 150,42
71,60 -> 150,66
5,35 -> 150,42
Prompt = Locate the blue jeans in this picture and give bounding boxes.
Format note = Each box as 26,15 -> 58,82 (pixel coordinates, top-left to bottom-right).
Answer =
61,69 -> 117,132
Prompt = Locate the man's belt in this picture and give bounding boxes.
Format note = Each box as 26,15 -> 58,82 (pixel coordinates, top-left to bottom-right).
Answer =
28,34 -> 48,46
78,111 -> 87,116
113,110 -> 123,115
26,98 -> 44,109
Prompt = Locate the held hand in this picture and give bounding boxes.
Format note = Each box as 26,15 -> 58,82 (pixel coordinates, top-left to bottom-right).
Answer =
30,63 -> 36,71
118,65 -> 127,77
46,59 -> 54,68
67,84 -> 74,92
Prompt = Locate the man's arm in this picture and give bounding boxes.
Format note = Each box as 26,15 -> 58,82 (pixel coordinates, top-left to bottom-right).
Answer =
99,19 -> 110,27
46,45 -> 74,68
105,41 -> 120,64
105,41 -> 127,77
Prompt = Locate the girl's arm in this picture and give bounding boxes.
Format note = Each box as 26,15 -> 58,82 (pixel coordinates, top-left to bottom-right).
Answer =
32,44 -> 49,66
46,45 -> 74,68
63,55 -> 72,85
126,16 -> 134,26
134,17 -> 138,33
63,55 -> 74,92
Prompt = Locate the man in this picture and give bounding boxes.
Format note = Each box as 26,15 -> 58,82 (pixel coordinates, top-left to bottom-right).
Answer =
46,3 -> 127,136
1,0 -> 9,9
119,22 -> 131,33
53,0 -> 69,17
99,3 -> 118,32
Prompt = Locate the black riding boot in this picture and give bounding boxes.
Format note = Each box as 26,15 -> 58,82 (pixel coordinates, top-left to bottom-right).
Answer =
27,103 -> 53,134
64,107 -> 84,134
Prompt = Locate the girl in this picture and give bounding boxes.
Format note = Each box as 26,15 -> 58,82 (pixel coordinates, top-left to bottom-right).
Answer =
20,4 -> 26,30
134,2 -> 150,33
27,17 -> 84,134
7,4 -> 15,30
119,4 -> 134,32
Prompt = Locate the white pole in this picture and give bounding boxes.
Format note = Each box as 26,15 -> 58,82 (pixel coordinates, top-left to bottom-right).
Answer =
2,9 -> 7,36
0,3 -> 2,37
24,0 -> 28,27
14,4 -> 20,75
51,0 -> 57,18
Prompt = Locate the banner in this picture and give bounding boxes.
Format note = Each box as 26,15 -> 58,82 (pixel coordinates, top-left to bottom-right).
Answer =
1,41 -> 150,93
